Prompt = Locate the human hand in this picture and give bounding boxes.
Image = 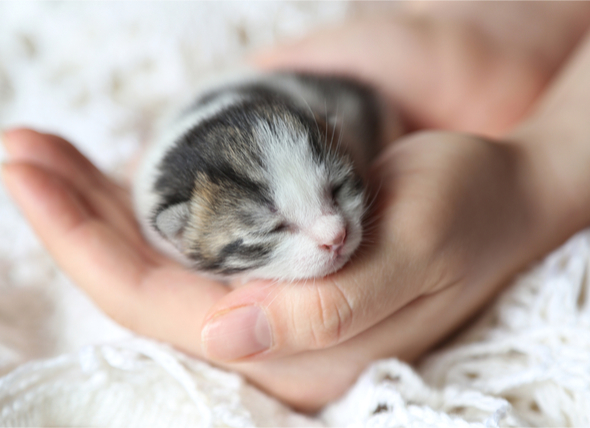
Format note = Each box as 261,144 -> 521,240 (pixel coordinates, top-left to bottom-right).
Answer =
2,128 -> 553,411
198,8 -> 590,407
253,4 -> 590,138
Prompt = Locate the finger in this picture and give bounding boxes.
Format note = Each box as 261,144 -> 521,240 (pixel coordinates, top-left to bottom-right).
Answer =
2,162 -> 229,356
2,162 -> 147,286
2,128 -> 123,197
201,252 -> 429,362
200,141 -> 455,361
252,18 -> 393,77
234,282 -> 477,411
2,129 -> 147,251
251,16 -> 436,129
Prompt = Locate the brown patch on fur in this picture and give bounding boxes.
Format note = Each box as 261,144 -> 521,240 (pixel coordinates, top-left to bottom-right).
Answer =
185,173 -> 227,261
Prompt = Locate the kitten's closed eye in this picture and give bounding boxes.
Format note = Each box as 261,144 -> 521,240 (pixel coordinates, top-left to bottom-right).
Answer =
331,182 -> 346,199
270,222 -> 290,234
133,71 -> 385,281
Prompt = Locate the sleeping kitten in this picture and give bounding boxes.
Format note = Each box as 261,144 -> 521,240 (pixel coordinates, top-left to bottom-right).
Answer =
133,71 -> 387,281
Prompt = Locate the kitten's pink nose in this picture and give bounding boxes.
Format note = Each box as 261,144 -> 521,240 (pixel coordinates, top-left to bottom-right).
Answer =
321,228 -> 347,254
310,215 -> 347,254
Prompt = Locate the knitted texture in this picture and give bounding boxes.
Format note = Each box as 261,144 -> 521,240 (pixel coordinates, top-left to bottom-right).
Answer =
1,2 -> 589,426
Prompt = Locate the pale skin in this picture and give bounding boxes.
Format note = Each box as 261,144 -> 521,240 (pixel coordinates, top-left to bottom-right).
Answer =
4,2 -> 590,411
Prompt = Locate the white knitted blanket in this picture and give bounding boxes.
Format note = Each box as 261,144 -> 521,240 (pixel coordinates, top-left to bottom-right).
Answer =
1,2 -> 589,426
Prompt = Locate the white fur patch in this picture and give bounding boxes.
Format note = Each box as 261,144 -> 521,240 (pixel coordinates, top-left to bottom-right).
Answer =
251,118 -> 364,280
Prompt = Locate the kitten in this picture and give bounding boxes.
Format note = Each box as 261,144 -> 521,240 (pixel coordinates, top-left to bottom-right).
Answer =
133,71 -> 386,281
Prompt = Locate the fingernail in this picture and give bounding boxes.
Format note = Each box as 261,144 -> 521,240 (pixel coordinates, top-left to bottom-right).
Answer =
1,128 -> 23,152
0,128 -> 19,146
201,305 -> 272,361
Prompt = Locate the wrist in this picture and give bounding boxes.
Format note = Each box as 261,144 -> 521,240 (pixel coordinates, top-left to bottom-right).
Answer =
505,31 -> 590,250
506,121 -> 590,256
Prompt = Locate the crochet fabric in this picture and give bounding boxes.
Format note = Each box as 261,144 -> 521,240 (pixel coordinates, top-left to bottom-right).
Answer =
0,2 -> 588,426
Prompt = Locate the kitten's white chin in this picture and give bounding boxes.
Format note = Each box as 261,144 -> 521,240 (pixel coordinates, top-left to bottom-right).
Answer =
315,255 -> 350,277
249,232 -> 360,281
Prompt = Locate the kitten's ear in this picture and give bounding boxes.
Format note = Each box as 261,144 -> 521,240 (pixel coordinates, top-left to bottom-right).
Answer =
154,202 -> 190,243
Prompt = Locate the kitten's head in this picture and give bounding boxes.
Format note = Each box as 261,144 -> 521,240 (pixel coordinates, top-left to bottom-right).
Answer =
152,98 -> 365,280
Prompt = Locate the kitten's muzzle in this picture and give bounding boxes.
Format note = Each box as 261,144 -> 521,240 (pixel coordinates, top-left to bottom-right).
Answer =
320,228 -> 347,256
310,214 -> 348,256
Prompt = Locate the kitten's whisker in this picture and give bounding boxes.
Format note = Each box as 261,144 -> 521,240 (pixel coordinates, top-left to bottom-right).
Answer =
292,88 -> 322,142
362,219 -> 382,235
364,219 -> 382,232
363,209 -> 385,224
358,237 -> 376,246
363,177 -> 384,218
263,282 -> 287,310
324,100 -> 329,141
329,100 -> 339,154
264,276 -> 298,311
334,100 -> 345,156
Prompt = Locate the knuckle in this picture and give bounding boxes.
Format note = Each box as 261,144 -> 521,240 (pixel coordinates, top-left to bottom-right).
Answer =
301,284 -> 354,349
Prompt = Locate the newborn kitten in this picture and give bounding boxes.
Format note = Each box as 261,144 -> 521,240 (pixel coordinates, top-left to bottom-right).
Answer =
133,71 -> 384,281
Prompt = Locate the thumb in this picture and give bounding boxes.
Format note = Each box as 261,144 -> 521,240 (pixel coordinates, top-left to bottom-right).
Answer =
199,231 -> 443,361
